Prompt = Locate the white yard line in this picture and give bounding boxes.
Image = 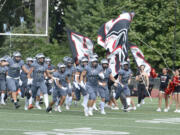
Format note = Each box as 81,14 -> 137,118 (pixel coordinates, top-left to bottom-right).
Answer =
0,110 -> 177,119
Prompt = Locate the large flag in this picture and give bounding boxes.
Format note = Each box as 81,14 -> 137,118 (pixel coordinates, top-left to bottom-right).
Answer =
129,43 -> 157,77
67,29 -> 94,62
98,12 -> 135,76
97,12 -> 135,53
107,46 -> 128,76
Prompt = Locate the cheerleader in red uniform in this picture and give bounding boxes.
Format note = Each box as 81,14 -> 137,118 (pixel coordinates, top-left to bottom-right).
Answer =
173,69 -> 180,113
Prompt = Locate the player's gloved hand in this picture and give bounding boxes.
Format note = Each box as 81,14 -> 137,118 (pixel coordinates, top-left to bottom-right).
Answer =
52,77 -> 59,81
73,81 -> 80,90
113,80 -> 119,87
115,80 -> 119,84
98,72 -> 105,79
80,81 -> 86,89
48,79 -> 53,84
61,86 -> 68,91
27,78 -> 33,85
120,83 -> 124,88
19,79 -> 23,86
98,82 -> 106,87
114,81 -> 124,88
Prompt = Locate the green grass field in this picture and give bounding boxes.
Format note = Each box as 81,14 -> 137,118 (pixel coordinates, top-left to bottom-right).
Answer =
0,97 -> 180,135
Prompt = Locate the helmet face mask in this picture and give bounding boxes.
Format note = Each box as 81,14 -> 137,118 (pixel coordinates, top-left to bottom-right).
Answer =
28,61 -> 33,65
90,57 -> 98,67
82,61 -> 88,67
36,53 -> 45,64
123,64 -> 129,70
67,62 -> 72,67
13,51 -> 21,62
45,57 -> 51,65
101,59 -> 108,69
60,67 -> 65,73
57,63 -> 66,73
0,57 -> 6,62
102,63 -> 108,69
91,61 -> 98,67
80,57 -> 88,66
26,57 -> 33,65
38,57 -> 45,64
14,56 -> 21,62
63,56 -> 73,67
46,61 -> 50,65
121,61 -> 129,70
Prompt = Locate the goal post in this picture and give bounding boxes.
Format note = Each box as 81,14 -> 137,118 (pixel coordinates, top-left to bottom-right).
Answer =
0,0 -> 49,37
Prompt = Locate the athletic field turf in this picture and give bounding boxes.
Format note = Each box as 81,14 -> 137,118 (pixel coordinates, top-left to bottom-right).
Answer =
0,97 -> 179,135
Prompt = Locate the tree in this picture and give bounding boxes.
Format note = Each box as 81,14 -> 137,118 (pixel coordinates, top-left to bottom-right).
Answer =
62,0 -> 180,71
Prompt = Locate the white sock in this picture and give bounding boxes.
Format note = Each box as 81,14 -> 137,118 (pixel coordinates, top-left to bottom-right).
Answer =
44,94 -> 49,109
100,101 -> 105,111
29,97 -> 33,105
89,107 -> 93,112
65,95 -> 69,106
25,97 -> 29,107
36,101 -> 39,106
1,93 -> 5,102
83,94 -> 89,107
93,103 -> 97,108
68,96 -> 72,106
55,98 -> 60,107
126,97 -> 131,106
40,95 -> 43,99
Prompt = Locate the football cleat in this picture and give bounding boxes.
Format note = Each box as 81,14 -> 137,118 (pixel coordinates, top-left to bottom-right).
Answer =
100,109 -> 106,115
24,105 -> 28,111
1,100 -> 6,105
164,108 -> 168,112
57,106 -> 62,112
28,104 -> 34,110
46,106 -> 52,113
174,109 -> 178,113
84,108 -> 89,117
123,107 -> 131,112
88,108 -> 93,116
132,106 -> 137,111
141,100 -> 145,104
111,106 -> 119,110
156,108 -> 161,112
66,105 -> 70,110
93,104 -> 98,111
14,102 -> 20,109
35,104 -> 42,110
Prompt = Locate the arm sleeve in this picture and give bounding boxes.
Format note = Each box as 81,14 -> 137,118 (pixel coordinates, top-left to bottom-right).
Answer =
20,60 -> 25,67
108,68 -> 112,74
118,69 -> 124,76
53,72 -> 59,78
